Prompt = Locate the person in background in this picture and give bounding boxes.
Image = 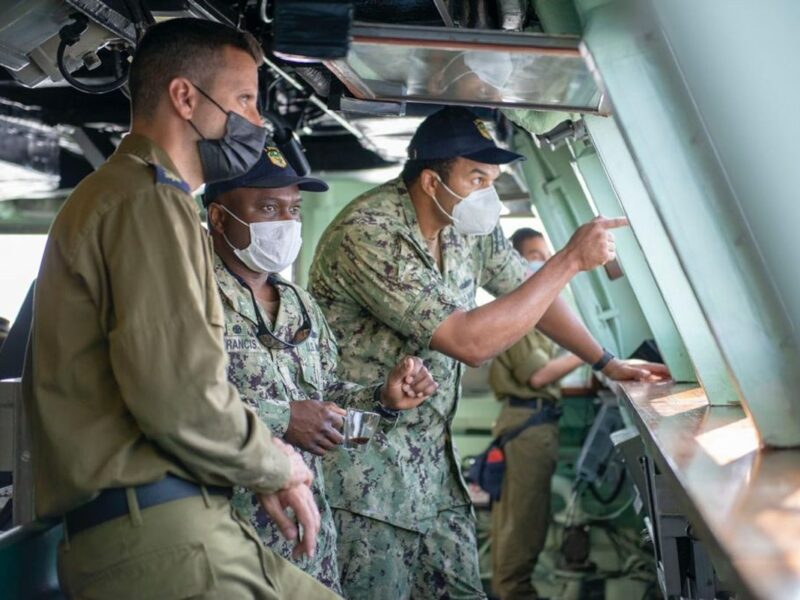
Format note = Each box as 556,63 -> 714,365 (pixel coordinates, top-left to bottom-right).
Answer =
0,283 -> 34,379
488,228 -> 583,600
203,145 -> 437,592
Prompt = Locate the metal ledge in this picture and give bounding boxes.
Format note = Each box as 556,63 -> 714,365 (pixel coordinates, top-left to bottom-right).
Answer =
609,380 -> 800,600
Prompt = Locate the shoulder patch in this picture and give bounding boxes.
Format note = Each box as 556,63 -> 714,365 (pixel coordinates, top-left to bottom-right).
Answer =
154,164 -> 191,194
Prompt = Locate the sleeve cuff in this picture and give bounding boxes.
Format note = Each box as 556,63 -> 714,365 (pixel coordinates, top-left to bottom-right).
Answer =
269,402 -> 292,439
372,384 -> 400,421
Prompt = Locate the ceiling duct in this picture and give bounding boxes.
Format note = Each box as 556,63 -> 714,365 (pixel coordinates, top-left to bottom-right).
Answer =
0,0 -> 135,89
272,1 -> 353,62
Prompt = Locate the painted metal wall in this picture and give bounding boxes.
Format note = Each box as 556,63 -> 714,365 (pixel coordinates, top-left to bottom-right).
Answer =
577,0 -> 800,445
295,176 -> 377,288
584,116 -> 737,405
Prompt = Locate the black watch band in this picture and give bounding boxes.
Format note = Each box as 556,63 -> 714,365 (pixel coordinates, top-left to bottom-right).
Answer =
591,349 -> 615,372
373,385 -> 400,420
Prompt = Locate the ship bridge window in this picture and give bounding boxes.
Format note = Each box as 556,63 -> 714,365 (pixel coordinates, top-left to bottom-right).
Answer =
325,24 -> 608,113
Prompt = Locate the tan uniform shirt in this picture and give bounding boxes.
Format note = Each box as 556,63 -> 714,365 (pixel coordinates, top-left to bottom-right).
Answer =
488,329 -> 561,403
27,133 -> 289,519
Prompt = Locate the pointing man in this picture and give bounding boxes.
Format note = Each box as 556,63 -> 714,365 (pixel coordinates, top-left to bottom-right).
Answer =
309,107 -> 668,599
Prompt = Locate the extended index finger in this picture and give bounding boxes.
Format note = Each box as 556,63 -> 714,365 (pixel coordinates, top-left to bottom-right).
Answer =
597,216 -> 629,230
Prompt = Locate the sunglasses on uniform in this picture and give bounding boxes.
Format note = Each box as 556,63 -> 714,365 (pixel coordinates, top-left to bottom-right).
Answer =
236,272 -> 313,349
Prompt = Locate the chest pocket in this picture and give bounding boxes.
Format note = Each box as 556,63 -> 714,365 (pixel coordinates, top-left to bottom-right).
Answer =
297,337 -> 324,393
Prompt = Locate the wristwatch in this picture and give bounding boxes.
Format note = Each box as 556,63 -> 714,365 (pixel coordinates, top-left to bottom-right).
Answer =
591,349 -> 615,371
373,385 -> 401,420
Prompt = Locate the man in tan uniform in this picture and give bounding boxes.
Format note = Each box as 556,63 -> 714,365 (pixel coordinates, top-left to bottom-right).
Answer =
26,18 -> 338,599
489,228 -> 584,600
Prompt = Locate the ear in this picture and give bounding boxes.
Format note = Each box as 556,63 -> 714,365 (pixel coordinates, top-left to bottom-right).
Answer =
418,169 -> 440,199
207,203 -> 226,235
167,77 -> 198,120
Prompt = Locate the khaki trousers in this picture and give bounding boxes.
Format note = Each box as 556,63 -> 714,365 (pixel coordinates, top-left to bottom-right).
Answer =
490,405 -> 559,600
57,490 -> 341,599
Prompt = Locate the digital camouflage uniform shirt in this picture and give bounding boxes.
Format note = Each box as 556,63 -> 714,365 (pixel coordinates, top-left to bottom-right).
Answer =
214,254 -> 378,593
308,177 -> 527,534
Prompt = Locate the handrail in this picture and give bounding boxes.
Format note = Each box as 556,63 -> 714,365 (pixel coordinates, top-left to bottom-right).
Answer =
0,378 -> 33,525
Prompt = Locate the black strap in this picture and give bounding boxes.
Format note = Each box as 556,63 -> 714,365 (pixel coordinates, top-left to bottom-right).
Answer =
495,402 -> 562,448
592,348 -> 615,371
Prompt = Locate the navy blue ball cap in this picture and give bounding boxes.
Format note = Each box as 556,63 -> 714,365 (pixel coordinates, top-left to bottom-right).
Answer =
204,145 -> 328,206
407,107 -> 525,164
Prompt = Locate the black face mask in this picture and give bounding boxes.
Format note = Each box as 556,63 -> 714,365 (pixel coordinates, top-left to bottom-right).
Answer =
189,84 -> 267,184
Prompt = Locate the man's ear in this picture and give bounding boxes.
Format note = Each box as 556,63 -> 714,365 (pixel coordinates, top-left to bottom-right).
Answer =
207,202 -> 226,235
419,169 -> 440,199
167,77 -> 198,120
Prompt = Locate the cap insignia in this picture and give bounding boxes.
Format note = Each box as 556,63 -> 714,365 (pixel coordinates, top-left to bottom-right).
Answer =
474,119 -> 492,140
265,146 -> 287,169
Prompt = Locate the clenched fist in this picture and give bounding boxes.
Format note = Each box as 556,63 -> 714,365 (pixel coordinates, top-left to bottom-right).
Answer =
381,356 -> 438,411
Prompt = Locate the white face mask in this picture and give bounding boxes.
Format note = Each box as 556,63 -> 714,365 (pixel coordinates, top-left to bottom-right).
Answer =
219,204 -> 302,274
429,176 -> 503,236
527,259 -> 545,273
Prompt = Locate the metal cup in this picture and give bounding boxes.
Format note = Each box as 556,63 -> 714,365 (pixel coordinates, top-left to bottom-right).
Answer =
343,408 -> 381,450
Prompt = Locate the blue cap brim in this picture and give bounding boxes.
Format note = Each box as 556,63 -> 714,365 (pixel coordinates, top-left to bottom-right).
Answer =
463,146 -> 525,165
204,174 -> 329,205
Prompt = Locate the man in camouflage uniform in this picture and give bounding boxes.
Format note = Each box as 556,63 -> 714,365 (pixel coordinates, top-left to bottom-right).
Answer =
309,107 -> 668,599
204,145 -> 439,593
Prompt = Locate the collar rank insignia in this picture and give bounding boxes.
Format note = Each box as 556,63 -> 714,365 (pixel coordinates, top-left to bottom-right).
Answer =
154,164 -> 191,194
